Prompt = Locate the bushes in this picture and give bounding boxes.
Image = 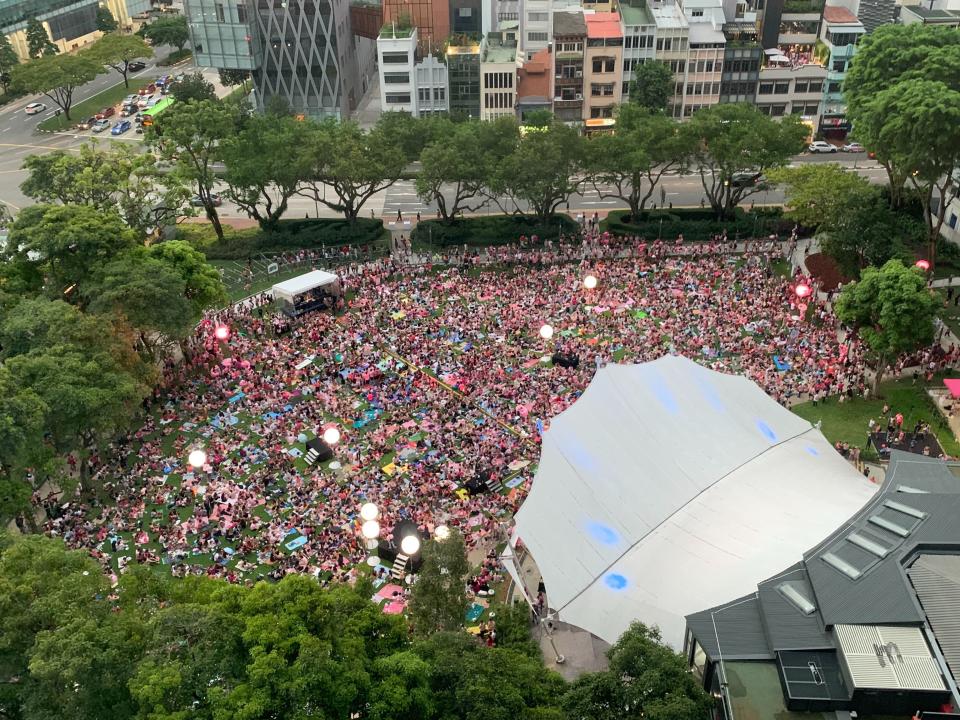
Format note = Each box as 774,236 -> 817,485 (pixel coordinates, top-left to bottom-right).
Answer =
603,207 -> 791,242
157,49 -> 193,66
411,214 -> 579,248
177,217 -> 386,259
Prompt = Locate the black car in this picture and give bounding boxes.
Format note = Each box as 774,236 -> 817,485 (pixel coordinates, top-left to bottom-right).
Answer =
128,60 -> 147,71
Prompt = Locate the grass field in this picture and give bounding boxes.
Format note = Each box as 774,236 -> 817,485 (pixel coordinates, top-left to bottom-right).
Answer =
792,376 -> 960,456
211,258 -> 317,303
39,77 -> 156,132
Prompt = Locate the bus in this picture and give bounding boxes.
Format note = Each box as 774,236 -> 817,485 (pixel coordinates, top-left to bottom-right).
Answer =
138,97 -> 175,130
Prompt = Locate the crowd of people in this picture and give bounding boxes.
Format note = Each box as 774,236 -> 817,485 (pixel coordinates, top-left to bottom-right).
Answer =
36,230 -> 959,596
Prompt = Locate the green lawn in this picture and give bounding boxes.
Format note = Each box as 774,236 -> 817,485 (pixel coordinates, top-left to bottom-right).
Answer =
792,376 -> 960,456
211,258 -> 316,303
39,77 -> 157,132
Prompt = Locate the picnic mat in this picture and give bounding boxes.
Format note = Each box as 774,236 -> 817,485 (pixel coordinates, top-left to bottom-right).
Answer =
465,603 -> 484,622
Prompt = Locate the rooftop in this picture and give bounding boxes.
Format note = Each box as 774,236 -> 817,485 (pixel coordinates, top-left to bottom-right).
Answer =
822,5 -> 860,23
688,22 -> 726,45
517,47 -> 552,100
902,5 -> 960,20
553,9 -> 588,35
619,0 -> 654,26
378,23 -> 414,38
585,11 -> 622,38
482,42 -> 517,63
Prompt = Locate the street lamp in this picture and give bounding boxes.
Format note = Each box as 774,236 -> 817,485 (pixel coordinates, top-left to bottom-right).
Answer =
187,448 -> 207,469
539,324 -> 554,340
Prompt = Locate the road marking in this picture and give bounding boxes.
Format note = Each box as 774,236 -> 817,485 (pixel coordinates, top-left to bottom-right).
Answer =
0,127 -> 9,133
0,197 -> 21,211
0,142 -> 82,152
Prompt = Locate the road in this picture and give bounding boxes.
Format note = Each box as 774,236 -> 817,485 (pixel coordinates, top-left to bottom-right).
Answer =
0,71 -> 885,217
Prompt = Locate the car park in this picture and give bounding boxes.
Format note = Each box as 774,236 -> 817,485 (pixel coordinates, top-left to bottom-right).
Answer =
111,119 -> 132,135
25,102 -> 46,115
842,142 -> 865,153
808,141 -> 838,153
76,116 -> 98,130
95,106 -> 116,119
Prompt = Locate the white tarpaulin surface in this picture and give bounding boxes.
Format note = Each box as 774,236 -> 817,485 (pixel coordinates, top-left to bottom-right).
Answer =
271,270 -> 339,301
513,356 -> 878,647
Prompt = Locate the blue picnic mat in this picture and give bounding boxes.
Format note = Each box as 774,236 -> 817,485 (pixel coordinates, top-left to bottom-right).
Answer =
465,603 -> 484,622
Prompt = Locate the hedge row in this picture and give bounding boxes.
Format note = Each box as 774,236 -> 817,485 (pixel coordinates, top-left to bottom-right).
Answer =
178,217 -> 386,259
603,208 -> 791,242
410,214 -> 580,247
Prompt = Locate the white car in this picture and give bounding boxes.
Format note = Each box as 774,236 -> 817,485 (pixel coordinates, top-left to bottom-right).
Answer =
25,102 -> 46,115
808,141 -> 838,154
842,142 -> 865,153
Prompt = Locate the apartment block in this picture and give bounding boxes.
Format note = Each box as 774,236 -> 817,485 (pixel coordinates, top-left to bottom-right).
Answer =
517,45 -> 552,120
552,9 -> 586,122
381,0 -> 449,48
650,0 -> 690,119
415,55 -> 449,115
682,0 -> 725,116
755,61 -> 826,130
583,12 -> 622,120
818,5 -> 863,140
378,24 -> 417,114
480,32 -> 517,119
619,0 -> 657,98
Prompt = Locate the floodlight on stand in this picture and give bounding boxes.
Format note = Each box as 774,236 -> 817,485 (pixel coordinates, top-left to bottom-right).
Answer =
583,274 -> 598,290
539,324 -> 554,340
435,524 -> 450,541
214,324 -> 230,341
794,283 -> 812,299
361,519 -> 380,539
360,502 -> 379,521
400,534 -> 420,555
366,539 -> 379,551
187,448 -> 207,469
323,426 -> 341,445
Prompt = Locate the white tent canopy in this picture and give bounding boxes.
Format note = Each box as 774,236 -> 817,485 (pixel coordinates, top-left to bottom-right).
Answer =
513,356 -> 878,648
271,270 -> 340,301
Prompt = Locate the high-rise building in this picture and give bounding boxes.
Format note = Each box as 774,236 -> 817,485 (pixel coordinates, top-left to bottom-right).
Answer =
583,12 -> 622,120
552,10 -> 586,122
818,5 -> 863,140
186,0 -> 376,118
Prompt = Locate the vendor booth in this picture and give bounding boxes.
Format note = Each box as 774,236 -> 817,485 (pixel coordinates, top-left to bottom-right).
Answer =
272,270 -> 342,318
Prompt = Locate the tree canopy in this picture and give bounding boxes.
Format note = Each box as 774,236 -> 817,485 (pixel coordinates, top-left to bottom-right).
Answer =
629,61 -> 674,113
408,530 -> 470,636
141,14 -> 190,52
166,70 -> 216,103
85,33 -> 153,89
25,18 -> 57,58
0,34 -> 19,94
10,52 -> 104,119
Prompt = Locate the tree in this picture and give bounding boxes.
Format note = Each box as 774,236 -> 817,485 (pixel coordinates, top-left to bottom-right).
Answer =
487,120 -> 582,222
25,18 -> 57,58
562,623 -> 712,720
3,203 -> 138,297
10,53 -> 104,119
21,143 -> 189,239
142,14 -> 190,52
0,367 -> 47,528
408,529 -> 470,636
844,24 -> 960,209
0,34 -> 19,94
299,118 -> 408,223
835,259 -> 939,394
96,5 -> 118,33
585,104 -> 694,222
689,102 -> 807,219
630,60 -> 674,112
146,240 -> 227,316
221,113 -> 314,229
218,68 -> 250,88
166,70 -> 216,102
416,120 -> 501,223
871,79 -> 960,266
85,33 -> 152,89
150,99 -> 241,240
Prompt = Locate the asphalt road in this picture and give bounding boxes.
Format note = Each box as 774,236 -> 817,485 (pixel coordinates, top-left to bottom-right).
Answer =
0,69 -> 885,218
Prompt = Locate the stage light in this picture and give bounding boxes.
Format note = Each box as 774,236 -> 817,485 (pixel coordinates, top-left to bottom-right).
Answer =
794,283 -> 811,299
435,525 -> 450,540
361,520 -> 380,539
401,534 -> 421,555
583,275 -> 598,290
360,502 -> 379,521
214,325 -> 230,341
916,259 -> 931,271
323,426 -> 341,445
539,324 -> 554,340
187,448 -> 207,468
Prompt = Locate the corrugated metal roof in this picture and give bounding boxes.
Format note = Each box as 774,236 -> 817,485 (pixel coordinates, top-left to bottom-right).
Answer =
686,593 -> 774,661
835,624 -> 946,691
757,565 -> 834,651
908,554 -> 960,685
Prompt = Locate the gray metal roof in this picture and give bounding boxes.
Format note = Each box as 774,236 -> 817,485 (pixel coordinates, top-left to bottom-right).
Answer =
908,554 -> 960,685
553,10 -> 587,36
687,593 -> 774,661
757,564 -> 834,651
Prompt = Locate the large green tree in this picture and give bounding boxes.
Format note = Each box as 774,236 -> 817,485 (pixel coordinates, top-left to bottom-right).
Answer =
96,5 -> 118,32
0,368 -> 46,529
0,34 -> 19,94
146,240 -> 227,316
689,102 -> 807,219
85,33 -> 153,89
166,70 -> 216,103
586,104 -> 694,222
24,18 -> 57,58
487,120 -> 583,221
408,529 -> 470,636
10,52 -> 104,119
562,623 -> 713,720
835,259 -> 939,393
142,14 -> 190,52
150,99 -> 241,240
221,113 -> 314,229
629,60 -> 674,113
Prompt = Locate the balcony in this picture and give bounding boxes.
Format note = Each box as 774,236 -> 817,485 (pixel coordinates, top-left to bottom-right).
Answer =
555,75 -> 583,86
554,98 -> 583,108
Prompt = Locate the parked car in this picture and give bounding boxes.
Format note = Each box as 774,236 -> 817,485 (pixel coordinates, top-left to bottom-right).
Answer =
92,119 -> 112,133
120,103 -> 138,117
111,119 -> 132,135
76,116 -> 98,130
808,141 -> 838,154
95,106 -> 116,119
842,142 -> 865,153
128,60 -> 147,72
24,102 -> 46,115
190,194 -> 222,207
138,83 -> 157,96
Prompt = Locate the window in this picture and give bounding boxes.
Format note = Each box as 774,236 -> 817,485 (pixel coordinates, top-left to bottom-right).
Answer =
382,52 -> 408,64
418,88 -> 430,103
385,93 -> 410,104
498,11 -> 518,20
591,106 -> 613,118
384,72 -> 409,84
236,3 -> 246,22
591,83 -> 614,96
808,81 -> 822,93
528,11 -> 548,21
528,32 -> 548,42
691,8 -> 703,15
435,87 -> 445,100
759,82 -> 773,95
794,80 -> 808,93
656,37 -> 672,51
215,2 -> 225,21
803,102 -> 819,115
459,7 -> 472,16
774,81 -> 789,94
770,103 -> 786,117
592,58 -> 615,73
833,59 -> 846,72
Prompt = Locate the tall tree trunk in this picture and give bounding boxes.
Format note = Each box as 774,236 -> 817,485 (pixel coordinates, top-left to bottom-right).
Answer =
207,206 -> 224,240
